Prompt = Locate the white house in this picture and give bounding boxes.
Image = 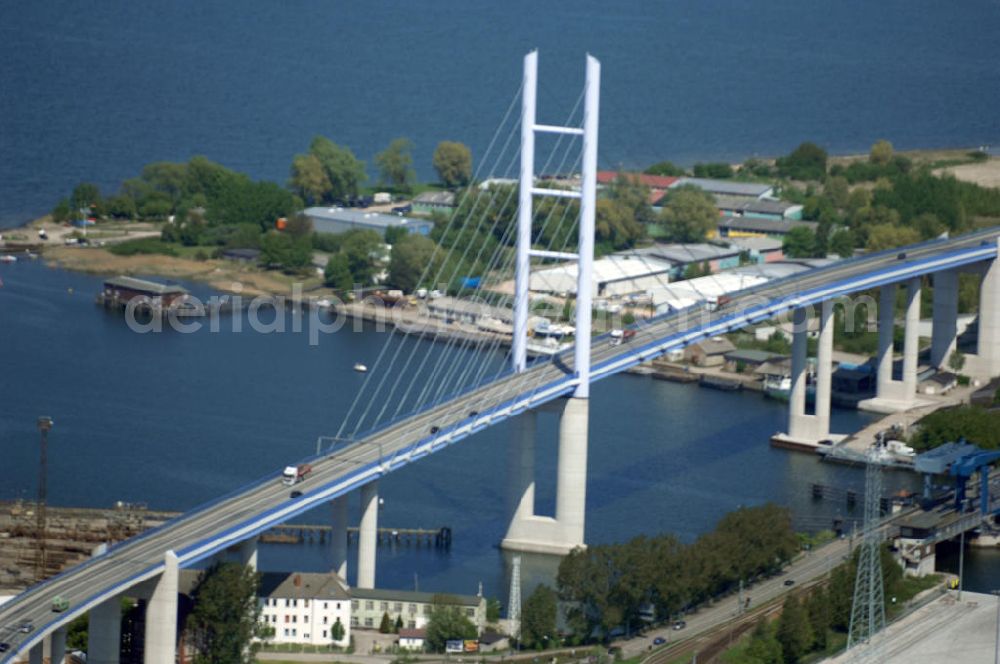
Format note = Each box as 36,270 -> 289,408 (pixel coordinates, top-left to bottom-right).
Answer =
258,572 -> 352,648
397,628 -> 427,650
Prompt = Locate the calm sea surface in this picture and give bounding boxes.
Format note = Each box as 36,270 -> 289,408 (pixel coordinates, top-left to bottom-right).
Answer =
3,0 -> 1000,597
1,0 -> 999,229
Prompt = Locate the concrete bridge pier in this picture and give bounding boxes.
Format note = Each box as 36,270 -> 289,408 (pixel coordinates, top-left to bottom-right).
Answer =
143,550 -> 179,664
88,594 -> 122,664
28,644 -> 42,664
931,269 -> 959,368
555,397 -> 588,547
860,279 -> 922,413
357,482 -> 378,589
966,244 -> 1000,379
501,399 -> 589,555
331,494 -> 349,582
778,302 -> 835,446
237,536 -> 258,571
49,626 -> 67,664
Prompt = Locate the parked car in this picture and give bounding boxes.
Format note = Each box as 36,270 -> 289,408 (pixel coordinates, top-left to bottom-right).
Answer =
672,620 -> 686,630
652,636 -> 666,645
784,579 -> 795,587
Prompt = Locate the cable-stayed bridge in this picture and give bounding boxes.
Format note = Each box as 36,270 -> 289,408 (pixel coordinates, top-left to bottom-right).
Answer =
3,52 -> 1000,664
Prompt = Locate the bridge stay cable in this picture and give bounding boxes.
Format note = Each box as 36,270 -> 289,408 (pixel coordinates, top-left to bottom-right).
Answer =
387,97 -> 584,422
420,102 -> 587,415
354,87 -> 586,435
333,82 -> 524,441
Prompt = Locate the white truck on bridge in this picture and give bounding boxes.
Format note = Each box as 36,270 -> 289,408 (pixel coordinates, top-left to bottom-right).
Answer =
281,464 -> 312,486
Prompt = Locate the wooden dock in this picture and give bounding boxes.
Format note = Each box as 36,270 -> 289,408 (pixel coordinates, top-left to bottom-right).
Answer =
261,524 -> 452,548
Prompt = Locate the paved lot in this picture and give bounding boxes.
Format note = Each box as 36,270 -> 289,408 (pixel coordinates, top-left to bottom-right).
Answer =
825,591 -> 1000,663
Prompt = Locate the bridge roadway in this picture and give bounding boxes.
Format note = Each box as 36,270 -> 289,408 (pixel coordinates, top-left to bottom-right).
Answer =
1,229 -> 998,661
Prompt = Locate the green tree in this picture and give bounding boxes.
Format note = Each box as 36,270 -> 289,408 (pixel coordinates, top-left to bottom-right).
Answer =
71,183 -> 102,216
341,229 -> 384,285
644,161 -> 686,176
433,141 -> 473,188
865,223 -> 920,252
608,172 -> 656,226
829,229 -> 855,258
521,585 -> 558,650
659,186 -> 718,242
289,153 -> 332,204
869,139 -> 894,165
775,594 -> 813,663
782,226 -> 817,258
309,136 -> 367,201
52,198 -> 73,223
331,617 -> 346,643
385,225 -> 409,246
185,562 -> 263,664
375,137 -> 415,190
424,596 -> 477,652
389,234 -> 437,292
949,351 -> 966,373
486,597 -> 502,623
105,194 -> 138,220
379,611 -> 393,633
394,615 -> 403,633
142,161 -> 188,207
324,252 -> 354,290
743,619 -> 783,664
595,199 -> 643,251
823,176 -> 850,209
692,162 -> 734,178
776,142 -> 828,181
806,587 -> 830,650
260,231 -> 313,271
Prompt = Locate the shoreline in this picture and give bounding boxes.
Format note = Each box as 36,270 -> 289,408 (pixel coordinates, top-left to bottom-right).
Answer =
3,145 -> 997,300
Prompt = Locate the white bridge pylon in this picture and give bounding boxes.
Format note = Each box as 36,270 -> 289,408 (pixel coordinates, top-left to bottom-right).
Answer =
505,51 -> 600,555
512,50 -> 600,398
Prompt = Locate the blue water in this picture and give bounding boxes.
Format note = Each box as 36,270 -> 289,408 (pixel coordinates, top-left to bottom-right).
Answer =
0,259 -> 903,598
2,0 -> 999,229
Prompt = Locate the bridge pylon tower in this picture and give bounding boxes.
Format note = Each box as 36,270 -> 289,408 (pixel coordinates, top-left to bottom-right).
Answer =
504,51 -> 599,555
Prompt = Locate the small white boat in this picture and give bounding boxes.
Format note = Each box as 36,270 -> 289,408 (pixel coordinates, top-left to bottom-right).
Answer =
353,363 -> 368,373
0,255 -> 16,264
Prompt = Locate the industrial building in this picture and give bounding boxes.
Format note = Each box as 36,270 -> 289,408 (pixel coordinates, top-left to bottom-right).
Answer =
668,177 -> 775,200
529,254 -> 674,298
304,207 -> 434,238
618,243 -> 744,278
714,216 -> 819,239
350,588 -> 486,633
411,191 -> 456,216
713,195 -> 803,220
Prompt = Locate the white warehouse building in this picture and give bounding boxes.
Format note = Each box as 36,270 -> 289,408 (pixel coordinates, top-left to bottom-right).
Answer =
529,254 -> 673,298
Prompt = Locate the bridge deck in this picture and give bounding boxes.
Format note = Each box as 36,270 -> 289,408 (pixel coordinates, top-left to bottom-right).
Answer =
1,230 -> 997,661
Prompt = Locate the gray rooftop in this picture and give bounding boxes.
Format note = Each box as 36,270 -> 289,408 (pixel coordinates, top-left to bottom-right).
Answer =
259,572 -> 351,600
413,191 -> 456,206
726,236 -> 784,252
724,349 -> 785,364
304,207 -> 433,232
718,216 -> 819,234
351,587 -> 481,607
623,243 -> 742,265
714,195 -> 800,215
104,276 -> 188,295
672,178 -> 774,198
